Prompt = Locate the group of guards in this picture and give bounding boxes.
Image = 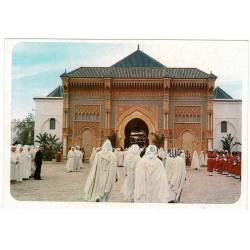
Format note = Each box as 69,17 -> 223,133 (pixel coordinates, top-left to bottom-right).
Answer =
207,150 -> 241,178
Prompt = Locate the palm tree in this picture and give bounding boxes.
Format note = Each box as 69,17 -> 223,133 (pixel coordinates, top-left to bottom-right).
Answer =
151,132 -> 164,148
35,132 -> 49,146
221,133 -> 241,154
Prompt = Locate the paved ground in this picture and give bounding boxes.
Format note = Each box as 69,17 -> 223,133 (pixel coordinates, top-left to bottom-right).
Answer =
10,161 -> 241,204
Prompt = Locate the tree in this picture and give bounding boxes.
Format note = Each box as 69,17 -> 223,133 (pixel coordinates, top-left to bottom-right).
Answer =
15,113 -> 34,145
151,132 -> 164,148
221,133 -> 241,154
35,132 -> 61,161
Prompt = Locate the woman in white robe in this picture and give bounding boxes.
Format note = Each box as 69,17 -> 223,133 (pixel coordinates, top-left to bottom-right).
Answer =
75,146 -> 83,170
121,144 -> 141,202
191,151 -> 200,170
83,140 -> 117,202
134,145 -> 170,203
66,147 -> 76,172
168,156 -> 186,202
199,151 -> 205,167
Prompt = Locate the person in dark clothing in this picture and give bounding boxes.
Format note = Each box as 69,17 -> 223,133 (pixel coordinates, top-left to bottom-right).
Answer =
34,146 -> 44,180
140,147 -> 146,158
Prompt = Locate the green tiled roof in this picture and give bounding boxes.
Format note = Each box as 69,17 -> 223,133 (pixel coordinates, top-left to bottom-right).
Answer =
60,49 -> 216,79
47,85 -> 62,97
213,86 -> 232,99
112,49 -> 165,67
61,67 -> 211,79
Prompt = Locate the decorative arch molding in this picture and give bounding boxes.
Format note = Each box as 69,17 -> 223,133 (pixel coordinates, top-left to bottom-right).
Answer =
116,105 -> 157,131
116,109 -> 157,148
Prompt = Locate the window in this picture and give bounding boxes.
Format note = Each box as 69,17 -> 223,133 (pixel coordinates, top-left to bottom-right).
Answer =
50,118 -> 56,130
221,121 -> 227,133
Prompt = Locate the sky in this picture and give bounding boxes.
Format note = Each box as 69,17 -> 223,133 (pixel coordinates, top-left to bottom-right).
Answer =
11,40 -> 248,120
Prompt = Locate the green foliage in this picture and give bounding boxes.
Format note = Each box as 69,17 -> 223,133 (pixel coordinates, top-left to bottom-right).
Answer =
15,113 -> 34,145
108,132 -> 117,148
220,133 -> 241,154
151,132 -> 164,148
35,132 -> 61,161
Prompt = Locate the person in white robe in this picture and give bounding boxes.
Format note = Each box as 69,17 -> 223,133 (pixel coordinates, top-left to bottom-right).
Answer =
89,147 -> 100,167
191,150 -> 200,170
168,155 -> 186,202
31,146 -> 38,177
83,140 -> 117,202
117,148 -> 124,167
204,152 -> 208,166
121,144 -> 141,202
199,151 -> 205,167
158,147 -> 167,165
75,146 -> 83,170
21,145 -> 32,179
134,145 -> 170,203
16,146 -> 25,182
164,154 -> 172,181
180,150 -> 186,166
10,146 -> 19,184
66,147 -> 76,172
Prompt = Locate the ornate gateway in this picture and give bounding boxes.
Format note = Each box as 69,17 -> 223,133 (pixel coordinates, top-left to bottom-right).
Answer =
60,48 -> 216,158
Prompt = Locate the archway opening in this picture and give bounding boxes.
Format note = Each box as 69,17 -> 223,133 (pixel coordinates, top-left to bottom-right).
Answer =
124,118 -> 149,148
181,130 -> 193,153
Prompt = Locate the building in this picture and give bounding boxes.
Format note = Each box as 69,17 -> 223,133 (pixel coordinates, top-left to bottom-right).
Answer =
59,48 -> 217,158
33,49 -> 242,158
213,87 -> 242,151
33,86 -> 63,144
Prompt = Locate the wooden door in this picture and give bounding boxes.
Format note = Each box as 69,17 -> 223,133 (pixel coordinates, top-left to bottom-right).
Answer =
181,130 -> 193,153
81,128 -> 93,159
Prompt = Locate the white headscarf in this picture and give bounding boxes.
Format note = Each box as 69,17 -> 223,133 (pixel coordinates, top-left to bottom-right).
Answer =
128,144 -> 140,156
144,145 -> 158,160
101,140 -> 113,152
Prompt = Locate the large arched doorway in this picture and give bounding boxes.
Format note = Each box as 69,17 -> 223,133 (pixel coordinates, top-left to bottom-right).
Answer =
124,118 -> 149,148
181,130 -> 193,153
81,128 -> 93,159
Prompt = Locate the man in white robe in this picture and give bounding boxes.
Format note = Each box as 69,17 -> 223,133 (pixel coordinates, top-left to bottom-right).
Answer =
83,140 -> 117,202
31,146 -> 39,177
134,145 -> 170,203
89,147 -> 101,167
199,151 -> 205,167
22,145 -> 32,179
180,150 -> 186,166
121,144 -> 141,202
16,146 -> 25,182
66,147 -> 76,172
158,147 -> 167,165
168,155 -> 186,202
10,146 -> 19,184
191,151 -> 200,170
164,154 -> 174,183
75,146 -> 83,170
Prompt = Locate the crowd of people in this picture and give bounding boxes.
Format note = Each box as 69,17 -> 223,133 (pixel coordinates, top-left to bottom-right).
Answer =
83,141 -> 187,203
10,141 -> 241,203
65,146 -> 84,172
10,145 -> 44,184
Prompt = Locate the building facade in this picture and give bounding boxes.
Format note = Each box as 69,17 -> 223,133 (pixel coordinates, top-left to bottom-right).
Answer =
59,49 -> 217,158
213,87 -> 242,151
33,86 -> 63,144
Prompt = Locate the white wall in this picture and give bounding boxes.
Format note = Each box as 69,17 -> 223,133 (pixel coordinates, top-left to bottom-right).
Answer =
213,100 -> 242,151
34,98 -> 63,144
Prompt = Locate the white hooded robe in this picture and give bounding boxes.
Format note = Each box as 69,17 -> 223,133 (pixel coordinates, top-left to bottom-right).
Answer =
191,151 -> 200,170
66,148 -> 76,172
83,140 -> 117,202
121,144 -> 141,202
134,145 -> 170,203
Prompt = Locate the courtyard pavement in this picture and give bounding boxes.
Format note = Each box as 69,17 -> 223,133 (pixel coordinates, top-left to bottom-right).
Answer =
10,161 -> 241,204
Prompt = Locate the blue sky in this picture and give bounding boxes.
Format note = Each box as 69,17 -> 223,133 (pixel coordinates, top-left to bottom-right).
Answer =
11,40 -> 247,119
